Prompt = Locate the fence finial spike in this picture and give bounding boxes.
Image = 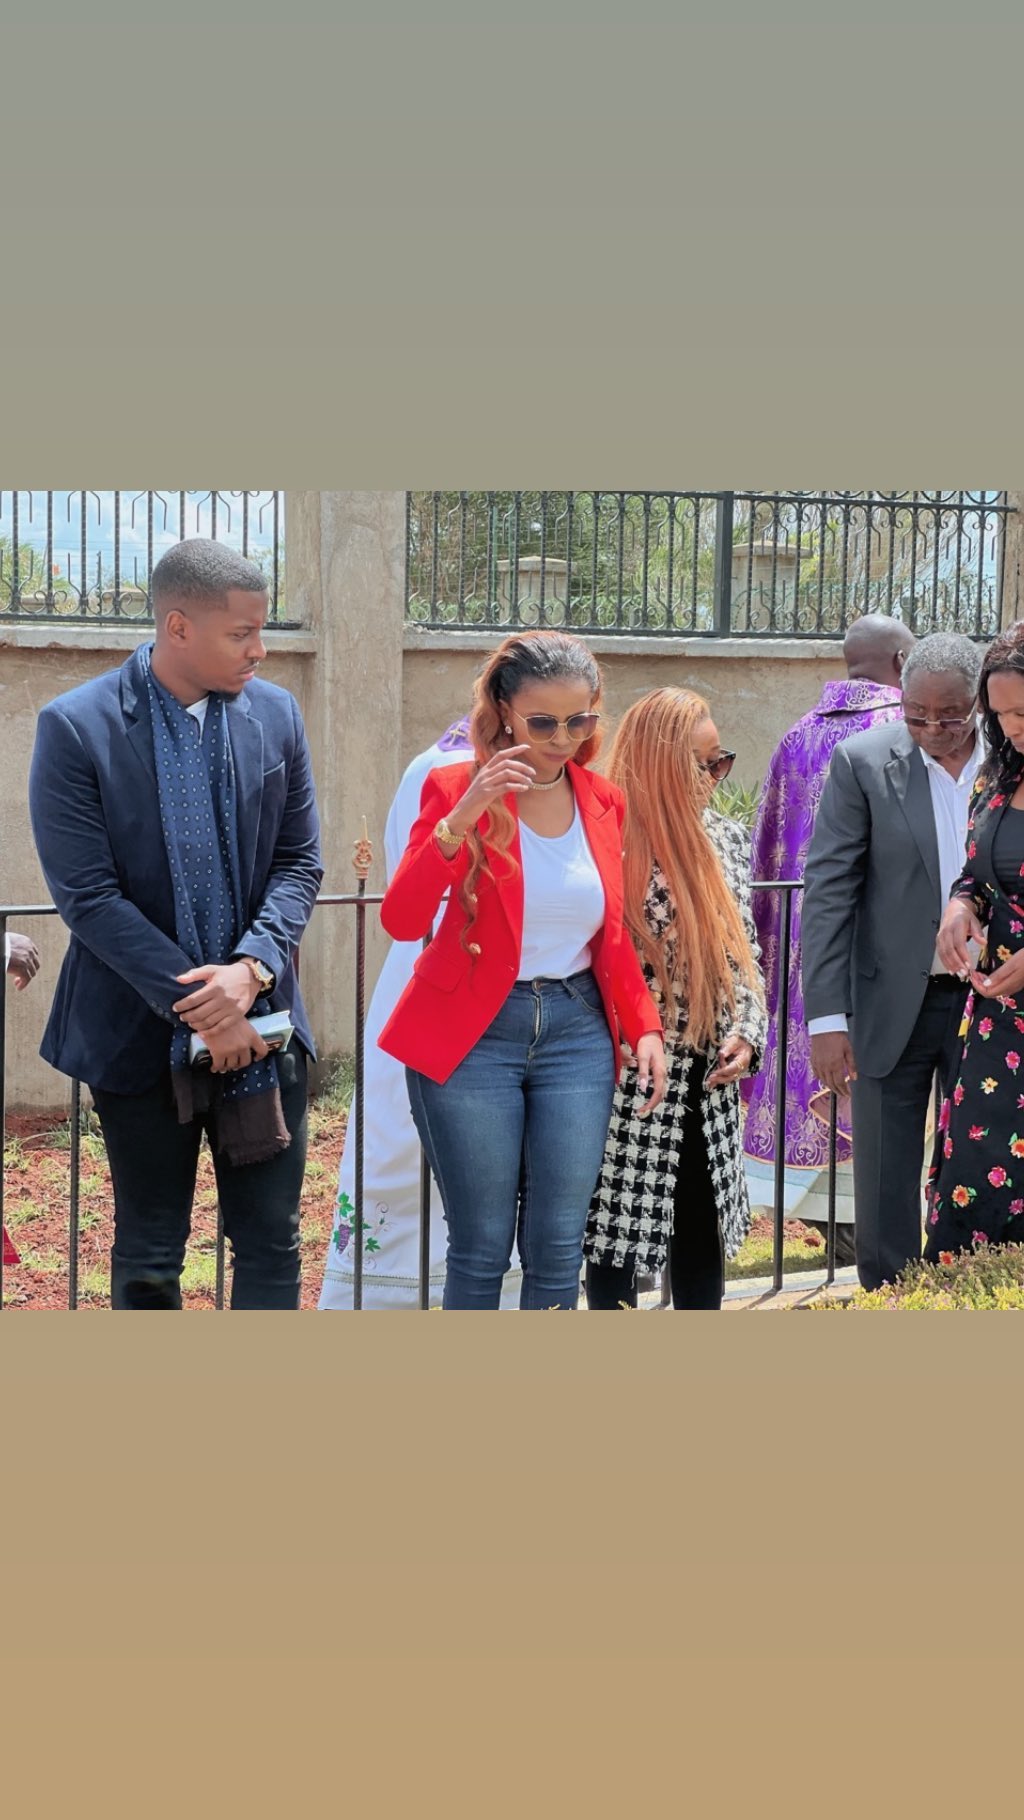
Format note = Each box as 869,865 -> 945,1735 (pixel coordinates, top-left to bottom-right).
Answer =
352,819 -> 373,882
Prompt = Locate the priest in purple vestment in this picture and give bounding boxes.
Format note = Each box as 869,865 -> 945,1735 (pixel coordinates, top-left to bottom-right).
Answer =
742,615 -> 916,1258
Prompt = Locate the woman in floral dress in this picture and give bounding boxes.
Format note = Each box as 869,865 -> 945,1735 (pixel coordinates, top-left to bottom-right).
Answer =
927,622 -> 1024,1256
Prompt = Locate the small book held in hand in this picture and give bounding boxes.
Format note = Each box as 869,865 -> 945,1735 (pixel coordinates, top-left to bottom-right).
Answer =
189,1010 -> 295,1068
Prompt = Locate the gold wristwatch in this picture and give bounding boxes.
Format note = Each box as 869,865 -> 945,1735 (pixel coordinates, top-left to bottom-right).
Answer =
239,954 -> 276,996
435,817 -> 466,850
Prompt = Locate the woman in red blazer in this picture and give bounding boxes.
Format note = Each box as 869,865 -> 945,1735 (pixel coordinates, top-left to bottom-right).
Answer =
379,631 -> 666,1310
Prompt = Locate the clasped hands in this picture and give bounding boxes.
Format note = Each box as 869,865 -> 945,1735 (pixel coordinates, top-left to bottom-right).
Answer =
173,961 -> 269,1074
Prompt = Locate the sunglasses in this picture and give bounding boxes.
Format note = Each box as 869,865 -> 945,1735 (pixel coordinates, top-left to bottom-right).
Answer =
902,711 -> 976,733
696,749 -> 736,783
507,706 -> 602,744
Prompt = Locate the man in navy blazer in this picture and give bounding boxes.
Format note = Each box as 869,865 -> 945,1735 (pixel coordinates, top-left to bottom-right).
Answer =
29,539 -> 324,1309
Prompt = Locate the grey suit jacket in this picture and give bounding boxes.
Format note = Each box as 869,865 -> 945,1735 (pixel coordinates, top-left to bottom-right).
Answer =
801,721 -> 946,1079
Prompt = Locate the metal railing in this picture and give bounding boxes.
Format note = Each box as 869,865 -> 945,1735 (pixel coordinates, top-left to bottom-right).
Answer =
406,490 -> 1012,640
1,880 -> 839,1311
0,490 -> 291,624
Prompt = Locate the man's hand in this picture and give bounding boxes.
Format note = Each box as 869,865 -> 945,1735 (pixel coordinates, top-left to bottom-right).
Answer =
810,1031 -> 858,1095
173,961 -> 258,1033
200,1015 -> 271,1075
6,933 -> 40,991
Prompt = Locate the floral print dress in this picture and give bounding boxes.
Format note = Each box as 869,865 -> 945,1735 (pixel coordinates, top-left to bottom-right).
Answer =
926,775 -> 1024,1257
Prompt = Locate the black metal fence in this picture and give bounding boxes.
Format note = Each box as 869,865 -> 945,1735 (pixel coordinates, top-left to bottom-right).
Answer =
0,881 -> 840,1312
0,490 -> 290,624
406,490 -> 1013,640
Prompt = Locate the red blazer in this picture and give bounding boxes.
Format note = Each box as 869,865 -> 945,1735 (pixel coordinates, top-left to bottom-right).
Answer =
378,760 -> 662,1084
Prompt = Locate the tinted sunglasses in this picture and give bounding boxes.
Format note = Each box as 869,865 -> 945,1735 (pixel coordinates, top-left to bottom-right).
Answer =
508,706 -> 602,744
696,749 -> 736,783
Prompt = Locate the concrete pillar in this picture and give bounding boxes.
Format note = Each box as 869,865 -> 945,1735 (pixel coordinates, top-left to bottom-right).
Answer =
1000,491 -> 1023,630
287,491 -> 406,1080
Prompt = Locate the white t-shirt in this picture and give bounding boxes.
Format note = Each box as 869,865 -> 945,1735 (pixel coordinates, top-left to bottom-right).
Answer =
517,806 -> 606,981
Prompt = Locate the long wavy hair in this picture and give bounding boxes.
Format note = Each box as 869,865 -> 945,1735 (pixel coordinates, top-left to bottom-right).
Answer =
979,620 -> 1024,787
459,631 -> 603,947
605,686 -> 758,1046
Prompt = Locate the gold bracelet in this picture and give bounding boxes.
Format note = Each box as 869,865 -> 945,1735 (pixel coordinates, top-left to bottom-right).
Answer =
435,817 -> 465,850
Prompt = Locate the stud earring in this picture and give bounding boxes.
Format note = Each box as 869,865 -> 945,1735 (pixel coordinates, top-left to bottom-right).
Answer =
504,724 -> 512,734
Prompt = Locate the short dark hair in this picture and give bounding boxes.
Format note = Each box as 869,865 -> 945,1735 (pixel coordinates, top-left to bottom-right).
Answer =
151,538 -> 269,616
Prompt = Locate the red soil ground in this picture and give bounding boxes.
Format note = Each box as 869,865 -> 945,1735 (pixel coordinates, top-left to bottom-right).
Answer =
1,1107 -> 346,1312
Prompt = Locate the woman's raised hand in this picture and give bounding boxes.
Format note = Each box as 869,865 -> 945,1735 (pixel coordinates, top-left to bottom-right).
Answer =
446,745 -> 537,835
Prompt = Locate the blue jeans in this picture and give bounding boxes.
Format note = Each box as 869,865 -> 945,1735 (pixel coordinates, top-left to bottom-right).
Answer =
406,971 -> 616,1310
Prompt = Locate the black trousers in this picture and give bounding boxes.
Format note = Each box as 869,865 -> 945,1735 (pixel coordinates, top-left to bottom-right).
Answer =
849,975 -> 967,1293
585,1058 -> 725,1311
91,1047 -> 308,1310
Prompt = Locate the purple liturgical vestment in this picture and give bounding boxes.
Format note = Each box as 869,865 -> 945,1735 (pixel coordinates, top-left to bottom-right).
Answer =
742,679 -> 904,1178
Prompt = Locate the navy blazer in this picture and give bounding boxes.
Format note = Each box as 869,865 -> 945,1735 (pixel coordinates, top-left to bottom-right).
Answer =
28,647 -> 324,1093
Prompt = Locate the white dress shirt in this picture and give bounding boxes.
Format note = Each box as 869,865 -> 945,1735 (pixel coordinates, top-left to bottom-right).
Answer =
808,732 -> 984,1036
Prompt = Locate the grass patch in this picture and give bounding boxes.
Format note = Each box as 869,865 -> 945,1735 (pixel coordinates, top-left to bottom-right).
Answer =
19,1247 -> 64,1276
5,1198 -> 47,1228
181,1249 -> 219,1295
78,1264 -> 111,1303
311,1062 -> 358,1128
726,1229 -> 826,1280
46,1122 -> 107,1162
3,1137 -> 28,1174
300,1214 -> 332,1246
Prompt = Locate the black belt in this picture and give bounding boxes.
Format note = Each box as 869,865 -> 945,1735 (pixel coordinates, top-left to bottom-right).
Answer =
927,973 -> 968,991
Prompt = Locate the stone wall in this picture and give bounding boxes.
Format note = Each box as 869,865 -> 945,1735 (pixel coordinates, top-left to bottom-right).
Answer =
402,630 -> 847,791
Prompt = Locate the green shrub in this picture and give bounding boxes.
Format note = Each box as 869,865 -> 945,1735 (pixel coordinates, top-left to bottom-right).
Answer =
714,778 -> 760,829
823,1242 -> 1024,1310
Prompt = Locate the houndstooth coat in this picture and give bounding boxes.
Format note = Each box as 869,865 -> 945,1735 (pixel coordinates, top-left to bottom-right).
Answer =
584,810 -> 767,1275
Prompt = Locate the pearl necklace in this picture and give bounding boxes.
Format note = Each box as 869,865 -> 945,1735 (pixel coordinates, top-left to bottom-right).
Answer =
528,765 -> 567,792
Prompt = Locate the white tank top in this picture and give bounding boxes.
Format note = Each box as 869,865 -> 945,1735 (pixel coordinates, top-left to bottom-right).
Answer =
517,805 -> 606,981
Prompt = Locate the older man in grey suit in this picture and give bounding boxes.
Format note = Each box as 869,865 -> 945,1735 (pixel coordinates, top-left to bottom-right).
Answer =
802,631 -> 985,1291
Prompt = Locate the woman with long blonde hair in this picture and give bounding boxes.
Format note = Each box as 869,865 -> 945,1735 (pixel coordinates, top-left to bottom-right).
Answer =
378,631 -> 667,1310
584,687 -> 767,1310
